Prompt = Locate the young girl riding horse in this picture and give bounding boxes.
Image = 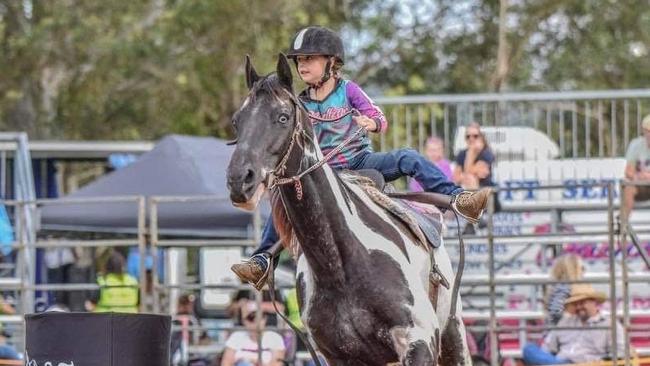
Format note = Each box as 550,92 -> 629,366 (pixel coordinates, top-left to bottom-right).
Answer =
232,26 -> 491,288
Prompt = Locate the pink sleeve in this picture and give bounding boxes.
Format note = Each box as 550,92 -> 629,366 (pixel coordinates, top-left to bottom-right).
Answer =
346,81 -> 388,133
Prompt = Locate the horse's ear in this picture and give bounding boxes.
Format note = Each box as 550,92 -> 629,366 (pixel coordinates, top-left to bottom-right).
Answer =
276,53 -> 293,92
245,54 -> 259,90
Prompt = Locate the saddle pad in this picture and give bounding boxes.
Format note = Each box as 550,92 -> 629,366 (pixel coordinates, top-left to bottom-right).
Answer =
394,199 -> 443,248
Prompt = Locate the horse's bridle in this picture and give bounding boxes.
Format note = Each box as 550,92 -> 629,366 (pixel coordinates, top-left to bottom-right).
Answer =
265,90 -> 364,200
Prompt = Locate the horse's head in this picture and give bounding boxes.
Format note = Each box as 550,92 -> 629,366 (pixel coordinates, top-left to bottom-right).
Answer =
226,53 -> 302,210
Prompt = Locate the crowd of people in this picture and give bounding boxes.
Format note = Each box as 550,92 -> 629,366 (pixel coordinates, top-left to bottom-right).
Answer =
522,254 -> 628,365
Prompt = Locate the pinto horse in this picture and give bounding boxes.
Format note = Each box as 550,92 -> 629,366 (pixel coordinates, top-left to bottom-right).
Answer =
226,54 -> 471,366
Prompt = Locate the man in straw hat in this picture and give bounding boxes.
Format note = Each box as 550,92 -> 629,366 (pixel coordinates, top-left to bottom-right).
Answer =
622,114 -> 650,224
523,284 -> 627,365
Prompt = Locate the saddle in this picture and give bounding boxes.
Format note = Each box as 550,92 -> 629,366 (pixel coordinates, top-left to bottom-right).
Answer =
342,169 -> 444,249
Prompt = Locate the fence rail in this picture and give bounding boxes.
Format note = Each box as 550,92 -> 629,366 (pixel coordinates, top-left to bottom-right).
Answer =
373,89 -> 650,160
0,179 -> 645,365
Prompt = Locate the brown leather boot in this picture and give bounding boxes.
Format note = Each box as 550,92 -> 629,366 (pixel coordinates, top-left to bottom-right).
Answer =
452,188 -> 492,224
231,253 -> 271,291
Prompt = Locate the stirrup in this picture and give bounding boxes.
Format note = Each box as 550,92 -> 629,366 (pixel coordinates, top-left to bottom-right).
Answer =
252,254 -> 273,291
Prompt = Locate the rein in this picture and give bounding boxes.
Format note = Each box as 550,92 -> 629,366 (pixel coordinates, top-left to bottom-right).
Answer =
267,255 -> 324,366
267,102 -> 363,200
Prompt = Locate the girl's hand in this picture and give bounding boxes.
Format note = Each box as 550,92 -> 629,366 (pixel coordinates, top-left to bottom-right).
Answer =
353,115 -> 377,132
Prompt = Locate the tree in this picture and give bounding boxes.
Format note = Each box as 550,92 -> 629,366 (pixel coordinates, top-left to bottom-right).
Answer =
1,0 -> 649,141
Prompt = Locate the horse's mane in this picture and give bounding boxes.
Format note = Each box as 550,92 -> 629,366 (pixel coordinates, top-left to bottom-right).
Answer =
251,74 -> 290,102
271,189 -> 301,258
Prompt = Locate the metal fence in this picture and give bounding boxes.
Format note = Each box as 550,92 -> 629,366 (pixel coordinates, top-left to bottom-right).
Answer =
373,89 -> 650,159
0,182 -> 647,364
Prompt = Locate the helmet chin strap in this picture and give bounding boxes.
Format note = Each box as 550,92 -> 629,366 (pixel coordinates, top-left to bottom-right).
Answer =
314,59 -> 332,89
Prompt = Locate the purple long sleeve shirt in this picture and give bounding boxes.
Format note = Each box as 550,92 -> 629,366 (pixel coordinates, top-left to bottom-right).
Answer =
299,79 -> 387,169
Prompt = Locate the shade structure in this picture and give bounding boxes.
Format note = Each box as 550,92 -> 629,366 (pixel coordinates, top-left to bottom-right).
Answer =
39,134 -> 269,237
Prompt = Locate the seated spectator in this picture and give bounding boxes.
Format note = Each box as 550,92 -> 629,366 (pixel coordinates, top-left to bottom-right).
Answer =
0,296 -> 18,360
522,284 -> 627,365
409,136 -> 453,192
0,333 -> 19,360
453,122 -> 496,191
86,251 -> 139,313
172,294 -> 211,366
453,122 -> 498,233
546,254 -> 584,325
230,289 -> 284,328
621,114 -> 650,224
220,300 -> 285,366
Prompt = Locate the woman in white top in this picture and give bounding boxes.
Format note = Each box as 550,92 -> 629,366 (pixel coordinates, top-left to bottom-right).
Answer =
221,300 -> 286,366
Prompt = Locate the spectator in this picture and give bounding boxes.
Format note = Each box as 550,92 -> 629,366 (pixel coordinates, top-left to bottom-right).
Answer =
0,203 -> 14,258
453,122 -> 496,191
172,294 -> 210,366
522,284 -> 627,365
173,294 -> 201,347
86,251 -> 139,313
621,114 -> 650,224
409,136 -> 453,192
0,296 -> 19,360
453,122 -> 498,233
230,289 -> 284,328
0,334 -> 19,360
546,254 -> 584,325
220,300 -> 286,366
45,245 -> 76,310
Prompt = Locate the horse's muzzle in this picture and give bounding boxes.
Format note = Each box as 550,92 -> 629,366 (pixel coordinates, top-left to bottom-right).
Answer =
229,182 -> 265,211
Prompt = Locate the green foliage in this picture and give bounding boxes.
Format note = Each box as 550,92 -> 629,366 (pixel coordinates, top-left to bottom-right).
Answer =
1,0 -> 649,141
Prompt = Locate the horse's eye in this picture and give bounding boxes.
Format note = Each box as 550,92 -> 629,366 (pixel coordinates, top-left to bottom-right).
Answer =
278,114 -> 289,124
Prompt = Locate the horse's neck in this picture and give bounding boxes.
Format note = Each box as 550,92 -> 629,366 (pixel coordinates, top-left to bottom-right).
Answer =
278,143 -> 358,286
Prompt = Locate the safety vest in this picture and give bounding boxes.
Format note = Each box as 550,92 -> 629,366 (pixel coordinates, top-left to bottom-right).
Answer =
285,288 -> 304,329
95,273 -> 139,313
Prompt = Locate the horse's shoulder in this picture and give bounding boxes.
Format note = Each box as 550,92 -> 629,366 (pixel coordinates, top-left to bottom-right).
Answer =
338,170 -> 444,249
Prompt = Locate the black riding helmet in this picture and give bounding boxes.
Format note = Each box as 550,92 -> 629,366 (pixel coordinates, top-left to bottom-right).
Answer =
287,26 -> 345,87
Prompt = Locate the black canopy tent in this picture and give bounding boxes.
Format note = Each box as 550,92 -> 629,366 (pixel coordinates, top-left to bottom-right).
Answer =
39,135 -> 269,237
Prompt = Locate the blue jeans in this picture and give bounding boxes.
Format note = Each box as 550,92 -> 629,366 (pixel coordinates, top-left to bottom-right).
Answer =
522,343 -> 570,365
235,361 -> 255,366
255,148 -> 462,253
0,344 -> 20,360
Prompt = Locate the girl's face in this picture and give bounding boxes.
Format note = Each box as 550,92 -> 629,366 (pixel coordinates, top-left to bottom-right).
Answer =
296,55 -> 329,84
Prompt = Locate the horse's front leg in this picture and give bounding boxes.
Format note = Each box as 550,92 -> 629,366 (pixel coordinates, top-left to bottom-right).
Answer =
439,315 -> 472,366
433,246 -> 472,366
391,324 -> 439,366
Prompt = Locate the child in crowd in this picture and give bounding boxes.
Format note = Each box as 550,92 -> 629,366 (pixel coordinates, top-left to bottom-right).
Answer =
409,136 -> 453,191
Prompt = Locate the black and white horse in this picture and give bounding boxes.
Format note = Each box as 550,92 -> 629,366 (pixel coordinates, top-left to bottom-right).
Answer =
226,54 -> 471,366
